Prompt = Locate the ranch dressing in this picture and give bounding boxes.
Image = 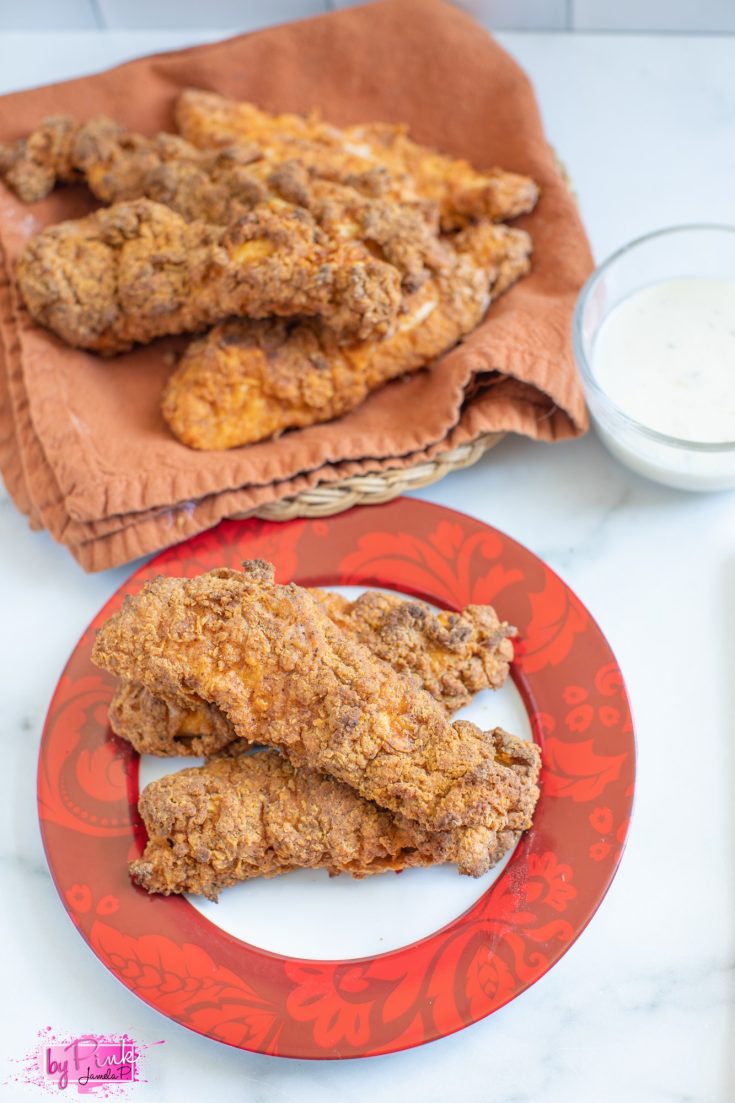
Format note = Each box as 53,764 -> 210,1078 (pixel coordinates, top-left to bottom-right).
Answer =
592,278 -> 735,442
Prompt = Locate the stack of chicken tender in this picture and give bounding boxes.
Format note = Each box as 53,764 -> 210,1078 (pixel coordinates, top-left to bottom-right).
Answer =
2,89 -> 538,451
91,561 -> 541,899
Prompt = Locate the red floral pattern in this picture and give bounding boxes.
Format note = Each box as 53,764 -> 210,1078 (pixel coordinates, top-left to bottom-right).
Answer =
526,852 -> 576,912
91,921 -> 281,1050
65,883 -> 92,913
543,737 -> 628,802
38,676 -> 133,837
96,894 -> 120,916
589,807 -> 613,834
515,570 -> 588,674
38,499 -> 635,1059
285,964 -> 373,1049
338,521 -> 523,608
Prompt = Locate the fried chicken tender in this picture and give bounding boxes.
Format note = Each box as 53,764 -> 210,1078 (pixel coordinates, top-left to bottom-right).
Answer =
110,682 -> 236,757
175,90 -> 539,230
162,221 -> 531,450
263,160 -> 445,291
1,116 -> 445,292
109,587 -> 514,755
0,115 -> 260,211
16,197 -> 401,352
0,116 -> 79,202
347,121 -> 540,230
317,588 -> 514,710
130,749 -> 526,898
92,562 -> 540,876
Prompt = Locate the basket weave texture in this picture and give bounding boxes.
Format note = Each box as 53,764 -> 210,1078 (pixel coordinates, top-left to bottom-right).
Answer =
245,432 -> 504,521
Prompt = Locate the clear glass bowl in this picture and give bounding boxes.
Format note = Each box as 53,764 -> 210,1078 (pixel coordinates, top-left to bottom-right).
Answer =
573,224 -> 735,491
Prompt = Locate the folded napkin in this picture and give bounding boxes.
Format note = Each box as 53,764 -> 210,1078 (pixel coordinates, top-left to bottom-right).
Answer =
0,0 -> 592,571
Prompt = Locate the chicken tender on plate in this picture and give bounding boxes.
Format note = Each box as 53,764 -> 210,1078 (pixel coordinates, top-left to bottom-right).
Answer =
130,748 -> 529,898
317,587 -> 514,711
109,586 -> 514,756
92,561 -> 540,876
130,751 -> 445,897
110,682 -> 236,758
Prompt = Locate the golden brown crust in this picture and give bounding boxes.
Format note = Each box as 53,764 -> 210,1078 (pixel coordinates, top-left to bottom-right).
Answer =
0,116 -> 79,202
347,121 -> 541,230
109,682 -> 234,757
16,198 -> 401,352
162,223 -> 531,450
175,90 -> 539,231
92,562 -> 540,864
318,588 -> 515,711
6,100 -> 538,359
130,751 -> 458,898
1,115 -> 446,293
0,115 -> 263,211
109,586 -> 514,756
130,731 -> 537,890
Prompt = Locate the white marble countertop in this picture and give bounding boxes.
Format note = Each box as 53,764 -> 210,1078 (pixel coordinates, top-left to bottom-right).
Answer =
1,24 -> 734,1103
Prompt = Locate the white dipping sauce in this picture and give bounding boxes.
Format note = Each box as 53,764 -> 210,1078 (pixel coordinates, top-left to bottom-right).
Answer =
593,277 -> 735,442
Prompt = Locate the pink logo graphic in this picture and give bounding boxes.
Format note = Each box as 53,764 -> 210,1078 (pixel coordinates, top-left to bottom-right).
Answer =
9,1029 -> 163,1097
45,1037 -> 137,1092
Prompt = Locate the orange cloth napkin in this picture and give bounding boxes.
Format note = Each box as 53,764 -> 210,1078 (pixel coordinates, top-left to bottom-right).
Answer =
0,0 -> 592,571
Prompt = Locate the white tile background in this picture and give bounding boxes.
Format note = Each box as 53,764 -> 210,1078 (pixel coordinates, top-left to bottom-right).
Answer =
0,0 -> 733,32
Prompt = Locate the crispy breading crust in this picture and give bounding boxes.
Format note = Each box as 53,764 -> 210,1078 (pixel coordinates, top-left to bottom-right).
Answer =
1,116 -> 446,292
109,682 -> 235,757
109,586 -> 514,755
348,121 -> 541,230
0,115 -> 262,211
16,197 -> 401,352
130,732 -> 537,889
0,116 -> 78,202
161,222 -> 531,450
316,588 -> 515,710
92,562 -> 540,875
175,90 -> 540,231
130,751 -> 458,898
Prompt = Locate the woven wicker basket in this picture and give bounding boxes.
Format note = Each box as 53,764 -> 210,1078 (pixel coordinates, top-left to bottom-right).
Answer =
247,432 -> 504,521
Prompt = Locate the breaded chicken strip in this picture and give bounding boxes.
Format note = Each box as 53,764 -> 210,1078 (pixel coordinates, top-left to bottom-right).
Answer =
1,116 -> 444,292
109,587 -> 514,755
175,90 -> 539,230
0,115 -> 259,208
110,682 -> 235,758
92,562 -> 540,876
263,160 -> 445,291
0,116 -> 79,202
129,749 -> 527,898
162,222 -> 531,450
347,121 -> 540,230
317,588 -> 514,711
16,197 -> 401,352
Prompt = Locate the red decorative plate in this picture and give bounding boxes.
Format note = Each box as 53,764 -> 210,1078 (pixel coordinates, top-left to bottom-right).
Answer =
38,499 -> 635,1059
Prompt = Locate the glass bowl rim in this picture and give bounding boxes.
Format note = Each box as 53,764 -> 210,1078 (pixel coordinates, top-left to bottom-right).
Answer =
572,223 -> 735,453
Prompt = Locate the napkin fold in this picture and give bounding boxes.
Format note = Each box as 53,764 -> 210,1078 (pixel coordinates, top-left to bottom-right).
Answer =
0,0 -> 592,571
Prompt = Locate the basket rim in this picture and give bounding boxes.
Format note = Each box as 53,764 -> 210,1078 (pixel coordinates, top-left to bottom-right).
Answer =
240,431 -> 505,522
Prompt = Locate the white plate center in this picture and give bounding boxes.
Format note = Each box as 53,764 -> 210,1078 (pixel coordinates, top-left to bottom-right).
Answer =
138,586 -> 533,960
